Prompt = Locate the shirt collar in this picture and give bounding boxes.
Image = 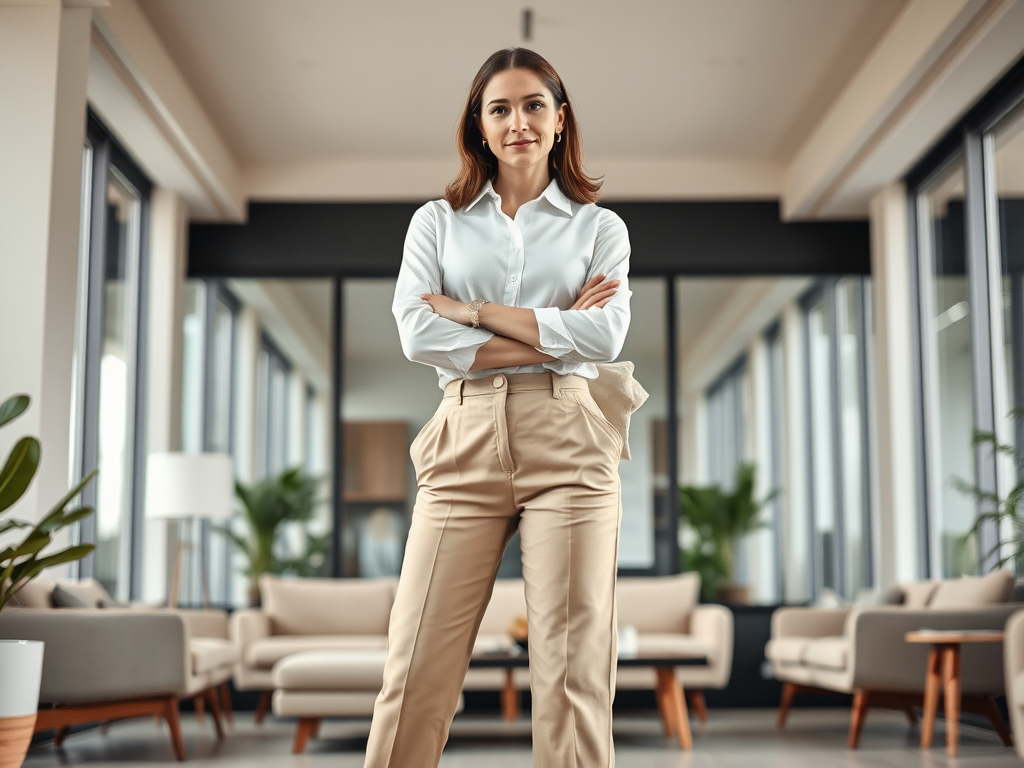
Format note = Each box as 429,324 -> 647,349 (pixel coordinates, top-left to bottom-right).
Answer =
464,178 -> 575,217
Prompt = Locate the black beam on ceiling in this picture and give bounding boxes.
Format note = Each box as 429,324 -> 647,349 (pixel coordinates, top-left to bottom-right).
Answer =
188,200 -> 870,278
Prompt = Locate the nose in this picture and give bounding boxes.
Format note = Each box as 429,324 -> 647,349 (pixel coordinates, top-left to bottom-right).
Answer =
511,107 -> 529,133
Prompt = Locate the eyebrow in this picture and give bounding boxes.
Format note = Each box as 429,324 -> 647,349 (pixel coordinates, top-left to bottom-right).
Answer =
486,93 -> 546,106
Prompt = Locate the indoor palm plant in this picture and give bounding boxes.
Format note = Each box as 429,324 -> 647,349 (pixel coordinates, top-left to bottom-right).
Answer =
0,394 -> 97,768
955,417 -> 1024,574
220,467 -> 321,606
679,463 -> 775,603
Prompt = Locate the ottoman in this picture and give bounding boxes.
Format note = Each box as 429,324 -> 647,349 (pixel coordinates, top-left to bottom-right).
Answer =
271,649 -> 464,754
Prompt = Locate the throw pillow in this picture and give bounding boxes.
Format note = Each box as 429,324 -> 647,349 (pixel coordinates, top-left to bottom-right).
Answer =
52,583 -> 99,609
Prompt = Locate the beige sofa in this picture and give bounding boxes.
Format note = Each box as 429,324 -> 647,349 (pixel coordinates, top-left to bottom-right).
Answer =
1003,608 -> 1024,759
0,578 -> 238,760
766,570 -> 1018,748
234,572 -> 732,723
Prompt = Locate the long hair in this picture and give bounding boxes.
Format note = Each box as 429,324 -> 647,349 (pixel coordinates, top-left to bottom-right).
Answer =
445,48 -> 602,210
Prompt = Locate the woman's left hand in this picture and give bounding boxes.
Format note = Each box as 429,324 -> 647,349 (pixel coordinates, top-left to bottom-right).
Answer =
421,293 -> 470,325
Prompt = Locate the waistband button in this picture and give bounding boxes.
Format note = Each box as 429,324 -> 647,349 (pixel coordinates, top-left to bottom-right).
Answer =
493,376 -> 505,388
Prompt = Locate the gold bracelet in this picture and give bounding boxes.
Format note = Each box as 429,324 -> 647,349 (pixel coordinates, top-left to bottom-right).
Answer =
466,299 -> 490,328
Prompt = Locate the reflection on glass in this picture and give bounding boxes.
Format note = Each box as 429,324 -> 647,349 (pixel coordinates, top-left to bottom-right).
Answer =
258,343 -> 290,478
765,329 -> 785,602
209,294 -> 235,453
919,159 -> 975,576
181,281 -> 204,454
95,171 -> 141,599
806,295 -> 836,592
836,278 -> 868,596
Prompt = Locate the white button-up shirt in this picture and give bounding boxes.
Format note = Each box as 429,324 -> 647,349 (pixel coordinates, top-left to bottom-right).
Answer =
392,178 -> 632,389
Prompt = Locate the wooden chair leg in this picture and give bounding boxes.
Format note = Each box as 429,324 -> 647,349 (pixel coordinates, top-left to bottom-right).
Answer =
311,719 -> 321,739
205,689 -> 225,740
656,668 -> 692,749
255,690 -> 272,725
777,682 -> 798,729
980,695 -> 1013,746
193,694 -> 205,727
905,707 -> 918,726
848,690 -> 870,749
219,682 -> 234,727
292,717 -> 318,754
687,689 -> 708,724
162,696 -> 187,762
53,726 -> 70,746
655,673 -> 676,736
501,670 -> 519,721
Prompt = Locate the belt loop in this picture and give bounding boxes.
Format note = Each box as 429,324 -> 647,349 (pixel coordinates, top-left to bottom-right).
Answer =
456,379 -> 465,405
551,372 -> 562,400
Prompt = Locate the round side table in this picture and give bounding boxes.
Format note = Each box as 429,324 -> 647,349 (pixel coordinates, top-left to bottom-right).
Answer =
905,629 -> 1012,756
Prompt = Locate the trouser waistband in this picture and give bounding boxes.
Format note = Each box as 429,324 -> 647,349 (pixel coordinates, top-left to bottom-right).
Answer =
443,372 -> 589,404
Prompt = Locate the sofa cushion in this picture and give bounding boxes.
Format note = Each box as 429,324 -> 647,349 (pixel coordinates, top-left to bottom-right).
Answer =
260,575 -> 394,636
1014,671 -> 1024,710
929,570 -> 1015,609
52,584 -> 97,608
246,635 -> 388,668
803,637 -> 848,671
634,634 -> 713,660
615,573 -> 700,633
765,637 -> 809,666
191,638 -> 238,675
902,581 -> 939,608
272,649 -> 388,691
10,578 -> 56,608
478,579 -> 528,635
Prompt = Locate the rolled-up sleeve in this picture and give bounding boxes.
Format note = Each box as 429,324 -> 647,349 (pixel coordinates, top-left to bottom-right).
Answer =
392,203 -> 494,374
532,210 -> 631,364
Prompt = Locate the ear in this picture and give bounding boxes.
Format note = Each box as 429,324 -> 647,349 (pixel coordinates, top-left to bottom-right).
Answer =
555,103 -> 567,134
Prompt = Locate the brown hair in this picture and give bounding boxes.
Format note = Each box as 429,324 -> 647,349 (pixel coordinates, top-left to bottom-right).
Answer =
444,48 -> 602,210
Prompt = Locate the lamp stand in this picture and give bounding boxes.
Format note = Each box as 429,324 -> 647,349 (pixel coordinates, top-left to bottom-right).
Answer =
166,519 -> 212,609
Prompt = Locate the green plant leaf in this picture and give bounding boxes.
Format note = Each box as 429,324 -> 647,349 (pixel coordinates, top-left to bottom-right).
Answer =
0,519 -> 30,536
0,395 -> 29,428
34,471 -> 97,531
0,437 -> 40,513
7,544 -> 95,586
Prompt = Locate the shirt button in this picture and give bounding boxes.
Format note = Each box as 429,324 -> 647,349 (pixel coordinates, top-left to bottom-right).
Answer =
493,376 -> 504,388
510,275 -> 518,282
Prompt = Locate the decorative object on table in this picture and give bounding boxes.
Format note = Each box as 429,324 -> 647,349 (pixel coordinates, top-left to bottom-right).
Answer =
590,361 -> 650,460
0,394 -> 97,768
955,417 -> 1024,573
145,452 -> 234,608
220,467 -> 320,607
508,613 -> 529,650
679,463 -> 776,602
905,629 -> 1012,756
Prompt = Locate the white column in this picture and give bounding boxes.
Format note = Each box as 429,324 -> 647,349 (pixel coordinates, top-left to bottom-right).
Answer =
0,4 -> 91,526
234,305 -> 261,484
869,182 -> 920,585
781,303 -> 811,603
140,188 -> 188,603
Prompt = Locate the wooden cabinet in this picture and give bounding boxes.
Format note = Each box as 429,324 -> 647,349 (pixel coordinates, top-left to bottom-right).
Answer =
342,422 -> 409,502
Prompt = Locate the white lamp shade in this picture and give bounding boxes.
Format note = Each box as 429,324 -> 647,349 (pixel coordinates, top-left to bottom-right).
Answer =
145,453 -> 235,521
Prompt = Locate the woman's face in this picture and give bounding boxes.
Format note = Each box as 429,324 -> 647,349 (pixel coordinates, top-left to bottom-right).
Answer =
476,68 -> 566,173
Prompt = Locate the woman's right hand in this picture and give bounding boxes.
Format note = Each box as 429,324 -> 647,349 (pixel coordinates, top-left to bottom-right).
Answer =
571,274 -> 619,310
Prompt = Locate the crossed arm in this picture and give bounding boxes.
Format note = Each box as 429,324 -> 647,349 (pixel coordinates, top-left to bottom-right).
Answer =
420,275 -> 620,370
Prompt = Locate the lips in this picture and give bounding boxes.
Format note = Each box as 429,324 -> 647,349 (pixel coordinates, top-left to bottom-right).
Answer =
506,140 -> 535,147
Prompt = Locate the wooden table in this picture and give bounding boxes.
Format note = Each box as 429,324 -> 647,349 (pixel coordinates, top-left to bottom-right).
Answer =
905,630 -> 1012,756
470,650 -> 707,749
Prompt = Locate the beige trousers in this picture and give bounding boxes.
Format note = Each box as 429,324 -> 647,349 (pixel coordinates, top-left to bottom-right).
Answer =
363,372 -> 623,768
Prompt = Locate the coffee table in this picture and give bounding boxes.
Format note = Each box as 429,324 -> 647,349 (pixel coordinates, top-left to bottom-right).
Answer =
905,629 -> 1013,756
470,650 -> 708,748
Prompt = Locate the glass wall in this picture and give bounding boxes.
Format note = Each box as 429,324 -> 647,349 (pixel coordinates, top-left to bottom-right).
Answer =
916,159 -> 976,576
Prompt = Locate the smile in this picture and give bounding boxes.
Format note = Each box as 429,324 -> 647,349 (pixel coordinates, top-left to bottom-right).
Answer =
506,140 -> 535,147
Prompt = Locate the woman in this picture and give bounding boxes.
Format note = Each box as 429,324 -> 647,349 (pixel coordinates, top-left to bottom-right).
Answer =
364,47 -> 631,768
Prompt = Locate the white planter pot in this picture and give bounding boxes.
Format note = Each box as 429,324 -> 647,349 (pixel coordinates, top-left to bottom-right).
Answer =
0,640 -> 44,718
0,639 -> 43,768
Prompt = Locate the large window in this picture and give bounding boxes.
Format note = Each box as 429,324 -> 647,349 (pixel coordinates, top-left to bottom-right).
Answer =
75,114 -> 152,601
258,335 -> 292,479
909,60 -> 1024,578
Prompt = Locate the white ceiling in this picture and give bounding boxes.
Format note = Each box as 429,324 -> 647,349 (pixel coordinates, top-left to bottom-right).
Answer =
136,0 -> 907,168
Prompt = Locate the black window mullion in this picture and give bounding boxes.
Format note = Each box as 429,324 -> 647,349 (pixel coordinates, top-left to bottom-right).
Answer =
665,275 -> 680,575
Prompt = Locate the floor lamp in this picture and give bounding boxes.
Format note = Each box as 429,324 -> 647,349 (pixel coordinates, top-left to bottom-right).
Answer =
145,453 -> 234,608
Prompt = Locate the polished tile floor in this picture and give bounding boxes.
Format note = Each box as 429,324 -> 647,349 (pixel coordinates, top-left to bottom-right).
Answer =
21,707 -> 1020,767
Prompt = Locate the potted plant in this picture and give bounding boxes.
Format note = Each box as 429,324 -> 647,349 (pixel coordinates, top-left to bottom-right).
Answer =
679,463 -> 775,603
219,467 -> 320,606
0,394 -> 96,768
956,417 -> 1024,573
